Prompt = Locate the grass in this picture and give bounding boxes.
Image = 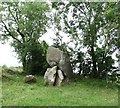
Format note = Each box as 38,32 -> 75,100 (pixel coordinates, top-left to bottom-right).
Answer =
2,74 -> 118,106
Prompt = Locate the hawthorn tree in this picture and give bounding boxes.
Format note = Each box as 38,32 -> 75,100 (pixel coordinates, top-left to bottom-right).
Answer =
0,2 -> 49,74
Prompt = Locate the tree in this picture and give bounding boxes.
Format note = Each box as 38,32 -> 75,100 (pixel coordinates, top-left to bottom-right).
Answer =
51,2 -> 119,79
25,41 -> 49,75
0,2 -> 49,74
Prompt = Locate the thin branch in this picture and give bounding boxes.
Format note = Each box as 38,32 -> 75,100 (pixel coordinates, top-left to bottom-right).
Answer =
8,6 -> 26,43
78,3 -> 89,23
2,21 -> 21,43
8,6 -> 19,25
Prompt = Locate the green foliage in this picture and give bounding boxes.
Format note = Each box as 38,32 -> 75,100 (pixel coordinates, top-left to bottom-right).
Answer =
25,41 -> 49,75
95,47 -> 115,78
1,65 -> 8,78
1,2 -> 50,75
1,65 -> 23,80
1,2 -> 119,78
51,2 -> 119,79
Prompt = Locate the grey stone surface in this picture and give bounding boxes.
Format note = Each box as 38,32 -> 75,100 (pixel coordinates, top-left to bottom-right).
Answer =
44,67 -> 64,86
58,52 -> 73,79
44,66 -> 57,85
47,47 -> 61,67
56,70 -> 64,86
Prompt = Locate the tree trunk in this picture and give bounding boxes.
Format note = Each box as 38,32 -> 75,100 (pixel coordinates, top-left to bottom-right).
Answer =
91,46 -> 99,78
22,56 -> 27,73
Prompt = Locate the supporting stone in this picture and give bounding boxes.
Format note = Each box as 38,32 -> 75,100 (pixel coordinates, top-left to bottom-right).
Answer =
44,67 -> 65,86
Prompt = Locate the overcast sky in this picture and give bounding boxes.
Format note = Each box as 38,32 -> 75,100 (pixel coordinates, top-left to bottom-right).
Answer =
0,43 -> 22,67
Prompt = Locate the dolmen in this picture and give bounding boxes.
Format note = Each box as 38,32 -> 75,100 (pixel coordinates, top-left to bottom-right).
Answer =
44,46 -> 73,86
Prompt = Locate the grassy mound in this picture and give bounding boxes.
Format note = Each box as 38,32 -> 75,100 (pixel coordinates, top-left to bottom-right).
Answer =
2,74 -> 118,106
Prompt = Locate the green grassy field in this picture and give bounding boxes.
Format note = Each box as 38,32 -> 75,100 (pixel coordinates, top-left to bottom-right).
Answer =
2,74 -> 118,106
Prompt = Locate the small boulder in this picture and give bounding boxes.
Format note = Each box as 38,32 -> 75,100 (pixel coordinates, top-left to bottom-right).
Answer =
25,75 -> 37,83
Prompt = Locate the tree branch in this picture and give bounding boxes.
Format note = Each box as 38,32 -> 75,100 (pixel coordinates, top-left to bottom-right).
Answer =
2,21 -> 21,43
78,3 -> 90,23
8,6 -> 19,25
17,28 -> 25,42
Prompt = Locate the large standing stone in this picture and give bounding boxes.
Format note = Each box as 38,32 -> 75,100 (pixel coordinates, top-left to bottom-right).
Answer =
46,47 -> 73,81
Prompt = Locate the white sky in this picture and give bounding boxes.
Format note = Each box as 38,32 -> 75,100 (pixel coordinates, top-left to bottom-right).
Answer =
0,43 -> 22,67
